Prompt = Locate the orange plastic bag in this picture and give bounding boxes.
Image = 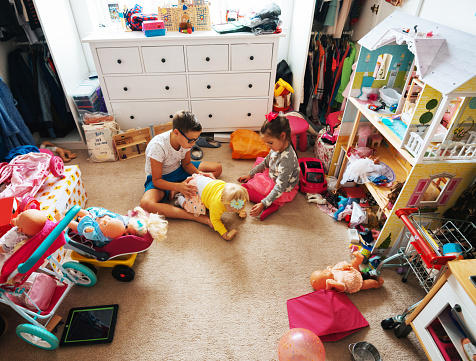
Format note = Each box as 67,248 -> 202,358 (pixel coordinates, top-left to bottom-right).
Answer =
229,129 -> 270,159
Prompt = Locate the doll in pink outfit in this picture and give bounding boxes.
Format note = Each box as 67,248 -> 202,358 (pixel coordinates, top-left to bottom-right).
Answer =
310,251 -> 384,293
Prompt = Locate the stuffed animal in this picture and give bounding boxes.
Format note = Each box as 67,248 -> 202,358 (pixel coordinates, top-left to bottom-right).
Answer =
310,251 -> 384,293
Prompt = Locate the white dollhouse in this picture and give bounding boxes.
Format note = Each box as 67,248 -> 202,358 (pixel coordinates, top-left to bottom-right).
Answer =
330,11 -> 476,255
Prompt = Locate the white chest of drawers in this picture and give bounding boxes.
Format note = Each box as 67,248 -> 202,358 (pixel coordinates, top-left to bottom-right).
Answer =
83,31 -> 284,132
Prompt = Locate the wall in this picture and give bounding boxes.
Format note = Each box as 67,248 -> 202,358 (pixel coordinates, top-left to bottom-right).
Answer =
419,0 -> 476,36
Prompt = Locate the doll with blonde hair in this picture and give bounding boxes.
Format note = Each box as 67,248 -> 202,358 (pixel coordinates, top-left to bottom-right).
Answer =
177,174 -> 249,241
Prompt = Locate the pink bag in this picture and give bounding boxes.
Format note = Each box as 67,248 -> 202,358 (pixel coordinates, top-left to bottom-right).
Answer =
347,146 -> 376,159
287,290 -> 368,341
27,273 -> 57,310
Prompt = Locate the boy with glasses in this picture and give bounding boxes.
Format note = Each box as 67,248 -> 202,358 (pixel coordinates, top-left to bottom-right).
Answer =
140,110 -> 222,226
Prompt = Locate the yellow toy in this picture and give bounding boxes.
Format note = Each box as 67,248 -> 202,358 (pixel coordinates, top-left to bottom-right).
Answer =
274,78 -> 294,97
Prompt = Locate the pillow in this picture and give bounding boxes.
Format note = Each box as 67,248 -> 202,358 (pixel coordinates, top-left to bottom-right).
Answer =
229,129 -> 270,159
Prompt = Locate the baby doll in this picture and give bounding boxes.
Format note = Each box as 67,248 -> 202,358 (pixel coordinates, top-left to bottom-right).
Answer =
67,206 -> 167,247
0,209 -> 48,265
310,251 -> 384,293
176,174 -> 249,241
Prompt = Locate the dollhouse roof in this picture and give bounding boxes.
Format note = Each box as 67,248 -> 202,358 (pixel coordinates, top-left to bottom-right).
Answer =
358,11 -> 476,95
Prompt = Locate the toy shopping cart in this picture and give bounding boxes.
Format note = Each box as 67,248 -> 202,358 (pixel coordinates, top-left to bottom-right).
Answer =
377,207 -> 476,337
0,206 -> 97,350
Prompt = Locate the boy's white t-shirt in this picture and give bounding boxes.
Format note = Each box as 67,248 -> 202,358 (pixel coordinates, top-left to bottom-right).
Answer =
145,130 -> 188,176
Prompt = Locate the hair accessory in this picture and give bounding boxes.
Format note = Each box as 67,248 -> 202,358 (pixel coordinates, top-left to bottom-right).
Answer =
230,199 -> 245,210
266,112 -> 278,122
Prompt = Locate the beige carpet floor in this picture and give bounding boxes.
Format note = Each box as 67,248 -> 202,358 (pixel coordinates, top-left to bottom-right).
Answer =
0,145 -> 428,360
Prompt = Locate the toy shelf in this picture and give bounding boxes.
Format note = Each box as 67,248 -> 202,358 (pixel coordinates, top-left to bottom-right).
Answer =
348,97 -> 416,166
113,127 -> 152,161
342,145 -> 409,217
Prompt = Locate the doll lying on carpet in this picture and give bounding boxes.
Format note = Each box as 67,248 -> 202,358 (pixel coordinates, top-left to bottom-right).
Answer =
176,174 -> 248,241
310,251 -> 384,293
67,206 -> 167,247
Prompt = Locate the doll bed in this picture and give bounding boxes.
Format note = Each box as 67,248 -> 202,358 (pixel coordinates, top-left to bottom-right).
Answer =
0,206 -> 97,350
66,230 -> 154,282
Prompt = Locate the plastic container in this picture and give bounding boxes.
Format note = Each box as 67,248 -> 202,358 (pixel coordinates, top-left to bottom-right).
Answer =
71,77 -> 101,111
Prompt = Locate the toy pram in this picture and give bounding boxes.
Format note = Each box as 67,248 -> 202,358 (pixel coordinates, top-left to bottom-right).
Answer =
0,206 -> 97,350
373,208 -> 476,338
66,228 -> 154,282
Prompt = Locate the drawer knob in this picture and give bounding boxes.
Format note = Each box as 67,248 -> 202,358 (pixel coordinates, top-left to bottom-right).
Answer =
248,84 -> 253,88
247,113 -> 251,117
207,85 -> 211,89
165,86 -> 170,90
250,56 -> 254,60
130,115 -> 134,119
123,87 -> 128,91
206,57 -> 210,62
117,59 -> 122,64
169,115 -> 173,119
161,58 -> 166,63
208,114 -> 212,118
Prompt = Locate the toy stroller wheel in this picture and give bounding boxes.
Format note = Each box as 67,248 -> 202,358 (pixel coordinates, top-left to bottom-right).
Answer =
401,277 -> 408,283
112,265 -> 135,282
80,262 -> 98,274
62,261 -> 97,287
381,317 -> 399,329
49,156 -> 64,177
20,197 -> 40,212
16,324 -> 59,350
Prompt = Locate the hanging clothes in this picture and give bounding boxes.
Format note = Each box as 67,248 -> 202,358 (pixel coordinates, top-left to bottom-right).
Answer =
336,43 -> 356,103
0,77 -> 36,152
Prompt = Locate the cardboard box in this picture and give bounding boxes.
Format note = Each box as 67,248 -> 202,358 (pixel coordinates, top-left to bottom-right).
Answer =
34,165 -> 88,221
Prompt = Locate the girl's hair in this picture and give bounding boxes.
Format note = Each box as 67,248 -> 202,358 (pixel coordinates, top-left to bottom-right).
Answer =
260,115 -> 292,143
221,183 -> 249,205
172,110 -> 202,133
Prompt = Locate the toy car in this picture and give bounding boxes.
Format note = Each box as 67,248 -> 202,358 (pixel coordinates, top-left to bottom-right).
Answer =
298,157 -> 327,194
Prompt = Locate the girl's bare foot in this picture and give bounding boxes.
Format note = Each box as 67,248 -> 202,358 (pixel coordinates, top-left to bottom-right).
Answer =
196,214 -> 213,228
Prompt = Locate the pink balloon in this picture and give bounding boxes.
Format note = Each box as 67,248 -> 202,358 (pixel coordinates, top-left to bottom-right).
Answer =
278,328 -> 326,361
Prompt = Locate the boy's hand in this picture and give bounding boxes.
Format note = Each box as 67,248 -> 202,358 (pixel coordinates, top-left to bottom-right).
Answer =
238,175 -> 251,183
249,203 -> 264,217
178,181 -> 198,199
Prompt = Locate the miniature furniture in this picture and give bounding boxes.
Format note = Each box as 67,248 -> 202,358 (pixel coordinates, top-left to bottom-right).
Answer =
288,116 -> 309,152
331,12 -> 476,257
370,133 -> 383,147
83,31 -> 283,132
113,128 -> 151,161
404,260 -> 476,361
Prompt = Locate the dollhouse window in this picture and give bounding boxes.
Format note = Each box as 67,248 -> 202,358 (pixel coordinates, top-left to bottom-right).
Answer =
373,54 -> 392,80
407,173 -> 462,207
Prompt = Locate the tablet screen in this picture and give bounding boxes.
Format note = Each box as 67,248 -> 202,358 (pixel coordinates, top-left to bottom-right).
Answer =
60,304 -> 118,346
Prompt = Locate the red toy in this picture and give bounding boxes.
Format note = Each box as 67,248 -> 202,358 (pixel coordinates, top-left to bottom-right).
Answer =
298,157 -> 327,194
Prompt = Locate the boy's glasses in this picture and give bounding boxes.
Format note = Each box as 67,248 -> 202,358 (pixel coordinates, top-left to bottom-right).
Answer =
178,129 -> 199,144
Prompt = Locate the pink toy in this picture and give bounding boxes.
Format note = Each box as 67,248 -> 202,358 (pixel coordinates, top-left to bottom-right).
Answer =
370,133 -> 383,148
278,328 -> 325,361
298,157 -> 327,194
357,123 -> 373,147
0,153 -> 64,212
142,20 -> 165,30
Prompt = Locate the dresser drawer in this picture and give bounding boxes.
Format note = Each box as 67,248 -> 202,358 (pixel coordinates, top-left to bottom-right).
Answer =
97,47 -> 142,74
104,75 -> 188,100
186,45 -> 228,72
142,46 -> 186,73
191,98 -> 269,131
189,73 -> 270,98
231,44 -> 273,71
111,100 -> 189,129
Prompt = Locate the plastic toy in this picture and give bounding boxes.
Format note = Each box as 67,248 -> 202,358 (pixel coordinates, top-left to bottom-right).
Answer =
368,103 -> 386,111
0,197 -> 21,237
273,78 -> 294,112
278,328 -> 325,361
298,158 -> 327,194
310,251 -> 384,293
